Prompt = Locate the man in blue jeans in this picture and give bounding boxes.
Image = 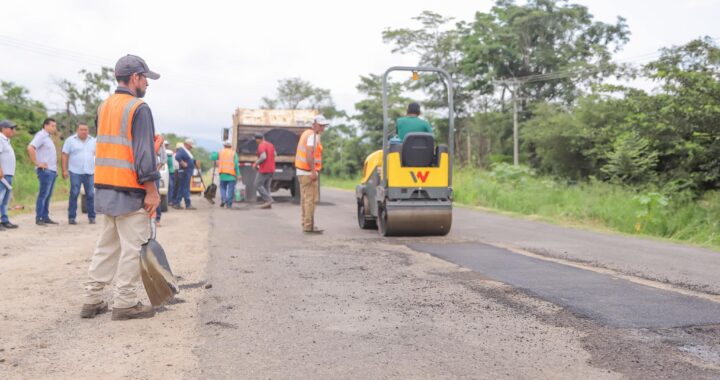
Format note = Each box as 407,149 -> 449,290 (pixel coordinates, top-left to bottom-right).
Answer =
0,120 -> 18,231
173,138 -> 196,210
61,122 -> 96,225
27,118 -> 59,226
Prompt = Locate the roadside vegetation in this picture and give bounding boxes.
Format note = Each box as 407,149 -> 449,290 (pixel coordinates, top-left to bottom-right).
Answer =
3,0 -> 720,249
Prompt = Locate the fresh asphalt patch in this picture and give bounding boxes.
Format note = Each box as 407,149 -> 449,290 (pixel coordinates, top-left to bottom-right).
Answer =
409,242 -> 720,328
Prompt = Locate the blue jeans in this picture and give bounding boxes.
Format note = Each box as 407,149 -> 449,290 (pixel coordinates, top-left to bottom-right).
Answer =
168,171 -> 175,206
68,172 -> 95,221
220,179 -> 236,207
0,175 -> 13,223
36,169 -> 57,222
174,171 -> 192,207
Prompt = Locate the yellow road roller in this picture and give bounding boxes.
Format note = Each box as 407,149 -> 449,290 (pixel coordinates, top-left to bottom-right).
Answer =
356,66 -> 454,236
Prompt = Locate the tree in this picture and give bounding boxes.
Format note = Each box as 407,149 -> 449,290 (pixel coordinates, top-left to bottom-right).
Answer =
353,74 -> 411,148
260,77 -> 344,119
54,67 -> 115,136
460,0 -> 630,105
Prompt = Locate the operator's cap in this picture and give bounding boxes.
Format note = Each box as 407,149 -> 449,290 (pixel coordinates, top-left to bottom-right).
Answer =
313,115 -> 329,126
163,140 -> 169,146
176,142 -> 184,149
184,138 -> 195,146
114,54 -> 160,80
253,132 -> 264,139
0,120 -> 17,129
223,140 -> 232,146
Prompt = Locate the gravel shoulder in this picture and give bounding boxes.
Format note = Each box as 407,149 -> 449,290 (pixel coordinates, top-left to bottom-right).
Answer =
0,201 -> 210,379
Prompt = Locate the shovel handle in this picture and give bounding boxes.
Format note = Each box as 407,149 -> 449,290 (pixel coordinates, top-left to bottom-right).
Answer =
149,217 -> 157,240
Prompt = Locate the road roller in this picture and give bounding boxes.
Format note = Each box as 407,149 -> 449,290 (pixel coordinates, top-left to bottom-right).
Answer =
356,66 -> 454,236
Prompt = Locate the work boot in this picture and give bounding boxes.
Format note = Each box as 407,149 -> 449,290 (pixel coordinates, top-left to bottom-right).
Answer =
2,222 -> 18,229
43,219 -> 58,225
80,301 -> 109,318
89,219 -> 96,224
303,227 -> 323,234
185,206 -> 197,210
111,302 -> 156,321
260,202 -> 272,209
172,205 -> 183,210
220,202 -> 225,208
36,220 -> 47,227
68,219 -> 77,225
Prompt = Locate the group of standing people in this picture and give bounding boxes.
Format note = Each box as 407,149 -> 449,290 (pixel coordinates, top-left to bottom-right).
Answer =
0,117 -> 97,230
6,53 -> 332,322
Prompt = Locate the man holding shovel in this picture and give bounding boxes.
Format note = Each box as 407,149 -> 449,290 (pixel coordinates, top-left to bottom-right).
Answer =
80,54 -> 161,321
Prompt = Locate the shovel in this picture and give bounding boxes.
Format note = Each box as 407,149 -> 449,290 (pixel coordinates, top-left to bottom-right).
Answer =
140,218 -> 179,306
202,163 -> 217,204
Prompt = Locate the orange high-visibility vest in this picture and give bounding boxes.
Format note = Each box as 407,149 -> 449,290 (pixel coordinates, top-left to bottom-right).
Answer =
295,129 -> 323,171
218,148 -> 236,176
94,93 -> 145,192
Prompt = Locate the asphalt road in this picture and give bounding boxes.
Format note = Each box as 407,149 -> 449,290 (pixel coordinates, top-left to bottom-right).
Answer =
195,188 -> 720,379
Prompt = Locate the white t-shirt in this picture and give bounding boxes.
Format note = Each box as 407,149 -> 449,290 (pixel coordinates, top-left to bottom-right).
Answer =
0,134 -> 16,176
296,133 -> 320,176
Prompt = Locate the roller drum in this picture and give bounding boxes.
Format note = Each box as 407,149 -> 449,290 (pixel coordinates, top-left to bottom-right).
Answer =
380,202 -> 452,236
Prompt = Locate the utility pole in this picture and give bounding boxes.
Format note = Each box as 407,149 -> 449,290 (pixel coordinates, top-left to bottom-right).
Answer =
512,89 -> 519,166
496,79 -> 522,166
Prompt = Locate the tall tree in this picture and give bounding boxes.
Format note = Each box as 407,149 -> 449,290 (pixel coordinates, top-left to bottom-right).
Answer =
460,0 -> 630,105
55,67 -> 114,135
260,77 -> 344,119
353,74 -> 411,148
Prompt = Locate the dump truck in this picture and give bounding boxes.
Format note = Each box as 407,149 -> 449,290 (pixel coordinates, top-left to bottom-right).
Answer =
222,108 -> 319,202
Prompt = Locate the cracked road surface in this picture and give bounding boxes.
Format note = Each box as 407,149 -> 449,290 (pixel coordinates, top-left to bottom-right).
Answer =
1,188 -> 719,379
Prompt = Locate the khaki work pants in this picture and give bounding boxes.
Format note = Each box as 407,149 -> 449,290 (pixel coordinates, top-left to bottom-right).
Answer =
299,174 -> 319,231
83,209 -> 150,308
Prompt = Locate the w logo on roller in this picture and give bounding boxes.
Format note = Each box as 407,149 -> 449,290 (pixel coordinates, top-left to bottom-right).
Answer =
410,170 -> 430,184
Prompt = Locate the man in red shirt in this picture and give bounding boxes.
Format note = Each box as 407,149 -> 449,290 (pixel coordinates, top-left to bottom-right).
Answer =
252,132 -> 276,209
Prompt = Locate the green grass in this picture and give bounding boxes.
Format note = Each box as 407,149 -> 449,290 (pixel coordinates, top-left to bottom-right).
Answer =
454,165 -> 720,250
325,165 -> 720,250
322,176 -> 358,191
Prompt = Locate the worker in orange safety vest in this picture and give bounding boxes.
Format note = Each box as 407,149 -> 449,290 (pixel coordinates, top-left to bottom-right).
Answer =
294,115 -> 328,234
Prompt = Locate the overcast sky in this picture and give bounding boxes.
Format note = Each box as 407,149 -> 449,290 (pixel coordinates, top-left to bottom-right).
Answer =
2,0 -> 719,142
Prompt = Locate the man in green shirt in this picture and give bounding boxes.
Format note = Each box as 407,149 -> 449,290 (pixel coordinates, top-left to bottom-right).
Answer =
211,142 -> 241,208
396,102 -> 433,141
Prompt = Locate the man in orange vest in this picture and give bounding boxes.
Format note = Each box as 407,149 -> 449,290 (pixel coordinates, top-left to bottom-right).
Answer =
295,115 -> 328,234
217,140 -> 240,208
80,54 -> 161,321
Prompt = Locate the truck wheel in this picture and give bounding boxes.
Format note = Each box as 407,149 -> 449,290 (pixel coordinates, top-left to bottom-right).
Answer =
291,176 -> 300,204
81,195 -> 87,214
160,194 -> 168,212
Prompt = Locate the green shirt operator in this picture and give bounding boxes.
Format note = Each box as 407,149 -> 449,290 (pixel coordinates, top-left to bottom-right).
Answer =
396,102 -> 432,140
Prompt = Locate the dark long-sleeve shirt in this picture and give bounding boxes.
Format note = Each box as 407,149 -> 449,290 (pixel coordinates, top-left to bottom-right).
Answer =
95,87 -> 160,216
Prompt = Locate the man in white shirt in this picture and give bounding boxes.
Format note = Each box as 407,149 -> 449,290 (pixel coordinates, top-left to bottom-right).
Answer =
61,122 -> 97,225
0,120 -> 18,230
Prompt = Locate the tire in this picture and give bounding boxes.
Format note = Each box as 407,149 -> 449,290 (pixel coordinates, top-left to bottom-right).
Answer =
81,195 -> 87,214
291,176 -> 300,204
357,196 -> 377,230
160,194 -> 168,212
377,203 -> 389,237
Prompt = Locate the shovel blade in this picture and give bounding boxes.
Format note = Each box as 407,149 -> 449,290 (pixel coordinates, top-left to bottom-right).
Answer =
140,239 -> 178,306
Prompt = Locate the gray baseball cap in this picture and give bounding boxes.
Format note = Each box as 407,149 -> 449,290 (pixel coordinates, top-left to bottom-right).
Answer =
114,54 -> 160,80
0,120 -> 17,129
